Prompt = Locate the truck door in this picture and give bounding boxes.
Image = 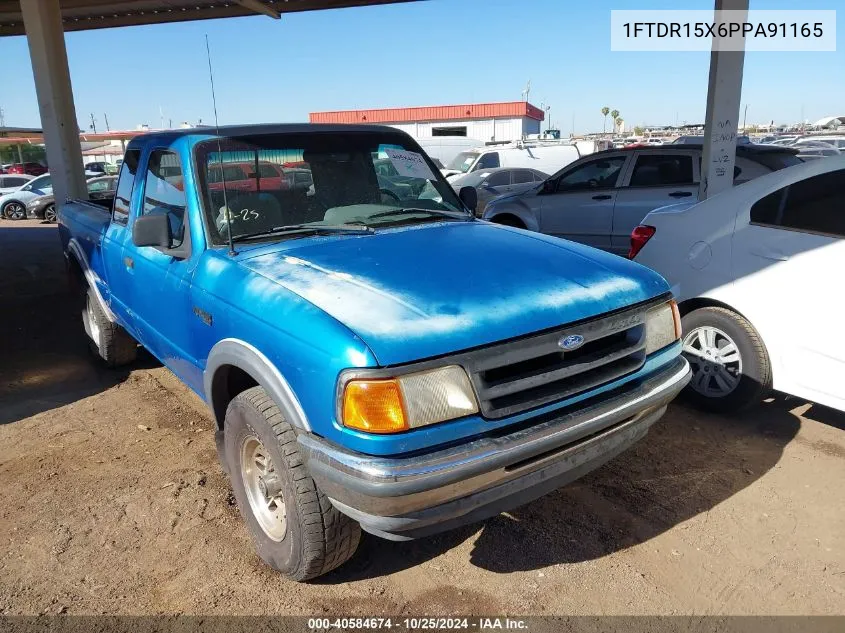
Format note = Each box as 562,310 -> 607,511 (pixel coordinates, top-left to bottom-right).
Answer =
123,148 -> 204,394
102,150 -> 141,334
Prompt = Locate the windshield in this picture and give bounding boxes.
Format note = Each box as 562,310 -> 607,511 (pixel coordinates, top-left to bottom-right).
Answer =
195,132 -> 468,244
446,151 -> 480,173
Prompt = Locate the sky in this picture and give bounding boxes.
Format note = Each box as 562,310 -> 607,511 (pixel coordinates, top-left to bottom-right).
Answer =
0,0 -> 842,134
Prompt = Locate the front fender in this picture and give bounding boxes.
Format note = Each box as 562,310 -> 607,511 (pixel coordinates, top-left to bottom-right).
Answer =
204,338 -> 311,431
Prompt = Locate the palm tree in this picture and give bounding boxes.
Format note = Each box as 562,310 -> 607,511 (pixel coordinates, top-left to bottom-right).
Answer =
610,109 -> 619,128
601,107 -> 610,134
615,117 -> 624,133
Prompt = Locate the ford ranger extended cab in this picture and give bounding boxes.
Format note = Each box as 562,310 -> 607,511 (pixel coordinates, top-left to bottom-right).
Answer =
59,124 -> 690,580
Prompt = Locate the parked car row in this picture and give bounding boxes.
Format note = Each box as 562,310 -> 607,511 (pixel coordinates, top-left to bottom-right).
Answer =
0,171 -> 109,221
0,161 -> 48,176
481,143 -> 802,256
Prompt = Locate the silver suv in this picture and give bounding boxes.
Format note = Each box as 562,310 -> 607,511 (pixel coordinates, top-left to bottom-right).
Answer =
482,144 -> 801,256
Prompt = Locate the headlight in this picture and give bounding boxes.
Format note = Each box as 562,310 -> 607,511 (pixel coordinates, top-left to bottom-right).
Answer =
341,365 -> 479,434
644,300 -> 682,355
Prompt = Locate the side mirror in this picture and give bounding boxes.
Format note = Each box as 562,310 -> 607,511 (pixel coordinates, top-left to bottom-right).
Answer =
133,213 -> 172,249
458,186 -> 478,212
541,179 -> 557,194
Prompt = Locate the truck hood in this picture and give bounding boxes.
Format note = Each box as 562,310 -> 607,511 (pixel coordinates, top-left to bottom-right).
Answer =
240,222 -> 669,366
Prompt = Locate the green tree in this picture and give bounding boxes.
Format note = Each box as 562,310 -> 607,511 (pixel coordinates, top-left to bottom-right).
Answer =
610,109 -> 620,133
633,125 -> 645,136
601,107 -> 610,133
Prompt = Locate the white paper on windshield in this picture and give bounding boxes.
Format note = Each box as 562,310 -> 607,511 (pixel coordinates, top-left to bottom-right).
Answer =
384,149 -> 437,180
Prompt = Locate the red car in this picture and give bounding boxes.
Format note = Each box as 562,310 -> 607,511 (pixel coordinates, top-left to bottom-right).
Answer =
207,161 -> 289,193
7,162 -> 48,176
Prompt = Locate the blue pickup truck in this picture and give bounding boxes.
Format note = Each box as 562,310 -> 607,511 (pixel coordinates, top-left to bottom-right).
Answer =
59,124 -> 690,580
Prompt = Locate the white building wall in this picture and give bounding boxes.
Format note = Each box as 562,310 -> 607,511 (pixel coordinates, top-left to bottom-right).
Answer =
387,117 -> 538,143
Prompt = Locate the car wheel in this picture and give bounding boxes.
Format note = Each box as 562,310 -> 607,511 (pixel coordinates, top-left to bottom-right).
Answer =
680,307 -> 772,413
2,201 -> 26,220
43,204 -> 57,223
82,286 -> 138,367
224,386 -> 361,581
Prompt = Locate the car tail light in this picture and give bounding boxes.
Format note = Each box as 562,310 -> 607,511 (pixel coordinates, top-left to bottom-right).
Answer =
628,225 -> 656,259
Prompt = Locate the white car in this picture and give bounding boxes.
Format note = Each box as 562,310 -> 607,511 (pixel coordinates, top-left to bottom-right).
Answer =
631,157 -> 845,413
0,173 -> 53,219
0,173 -> 33,195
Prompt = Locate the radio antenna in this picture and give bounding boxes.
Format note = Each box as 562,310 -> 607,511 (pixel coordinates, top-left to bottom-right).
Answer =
205,34 -> 236,256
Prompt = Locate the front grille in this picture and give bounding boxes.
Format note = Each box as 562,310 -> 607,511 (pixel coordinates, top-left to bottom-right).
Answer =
464,305 -> 648,419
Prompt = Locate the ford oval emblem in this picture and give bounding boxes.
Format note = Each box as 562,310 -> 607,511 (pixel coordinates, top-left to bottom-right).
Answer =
559,334 -> 585,351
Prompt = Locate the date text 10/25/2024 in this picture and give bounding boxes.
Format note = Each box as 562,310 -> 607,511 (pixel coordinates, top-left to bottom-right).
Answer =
308,618 -> 529,630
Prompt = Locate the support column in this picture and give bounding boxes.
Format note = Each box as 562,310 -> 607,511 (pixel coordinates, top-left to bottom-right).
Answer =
699,0 -> 748,201
21,0 -> 87,206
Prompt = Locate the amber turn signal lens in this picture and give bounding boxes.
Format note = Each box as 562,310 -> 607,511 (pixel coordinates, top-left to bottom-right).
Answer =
670,300 -> 682,339
342,379 -> 408,434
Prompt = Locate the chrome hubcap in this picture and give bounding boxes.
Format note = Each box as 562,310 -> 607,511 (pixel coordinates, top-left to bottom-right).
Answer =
240,436 -> 287,541
45,206 -> 57,222
86,295 -> 100,347
683,326 -> 742,398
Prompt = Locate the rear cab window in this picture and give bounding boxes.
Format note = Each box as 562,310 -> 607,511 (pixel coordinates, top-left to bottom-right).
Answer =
112,150 -> 140,225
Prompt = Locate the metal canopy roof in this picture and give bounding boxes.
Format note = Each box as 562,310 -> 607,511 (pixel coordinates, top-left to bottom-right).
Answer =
0,0 -> 417,36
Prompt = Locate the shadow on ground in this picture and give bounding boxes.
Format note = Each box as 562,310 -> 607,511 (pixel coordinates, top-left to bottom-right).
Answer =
0,223 -> 156,425
321,398 -> 801,581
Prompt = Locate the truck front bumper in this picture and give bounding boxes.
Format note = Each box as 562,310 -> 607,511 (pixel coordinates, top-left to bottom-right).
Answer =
298,356 -> 690,540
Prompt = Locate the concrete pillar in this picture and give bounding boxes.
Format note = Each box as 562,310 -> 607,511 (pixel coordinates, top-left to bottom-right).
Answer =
699,0 -> 748,201
21,0 -> 87,206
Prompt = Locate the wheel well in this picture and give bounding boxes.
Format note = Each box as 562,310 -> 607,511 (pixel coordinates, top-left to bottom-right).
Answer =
490,213 -> 526,228
66,253 -> 86,295
677,297 -> 748,321
210,364 -> 259,429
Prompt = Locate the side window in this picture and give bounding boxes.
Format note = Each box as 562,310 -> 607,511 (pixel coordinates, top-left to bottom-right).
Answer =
142,150 -> 188,248
485,171 -> 510,187
6,177 -> 28,187
475,152 -> 500,170
113,150 -> 140,225
629,154 -> 693,187
87,180 -> 111,193
512,169 -> 535,184
557,157 -> 626,192
750,169 -> 845,237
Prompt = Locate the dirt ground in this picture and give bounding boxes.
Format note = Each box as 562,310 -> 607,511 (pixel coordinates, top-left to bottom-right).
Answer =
0,219 -> 843,616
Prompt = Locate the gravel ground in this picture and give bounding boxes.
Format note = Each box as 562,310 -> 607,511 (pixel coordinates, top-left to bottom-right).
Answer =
0,220 -> 843,616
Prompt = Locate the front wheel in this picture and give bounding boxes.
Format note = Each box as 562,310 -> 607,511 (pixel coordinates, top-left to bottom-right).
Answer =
43,204 -> 57,223
2,201 -> 26,220
224,386 -> 361,581
680,306 -> 772,413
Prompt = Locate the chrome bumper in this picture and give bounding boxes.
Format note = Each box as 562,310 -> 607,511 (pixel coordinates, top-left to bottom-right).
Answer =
298,356 -> 690,540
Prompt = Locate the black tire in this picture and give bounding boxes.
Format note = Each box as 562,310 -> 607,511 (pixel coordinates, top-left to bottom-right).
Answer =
44,204 -> 57,223
224,386 -> 361,581
680,306 -> 772,413
82,286 -> 137,367
2,200 -> 26,220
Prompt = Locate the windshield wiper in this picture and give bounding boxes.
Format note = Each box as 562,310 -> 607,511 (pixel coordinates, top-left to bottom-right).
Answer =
367,208 -> 470,221
231,223 -> 374,243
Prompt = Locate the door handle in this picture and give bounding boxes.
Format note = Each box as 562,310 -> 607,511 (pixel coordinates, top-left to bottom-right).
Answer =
592,194 -> 612,200
669,191 -> 693,198
124,256 -> 134,269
